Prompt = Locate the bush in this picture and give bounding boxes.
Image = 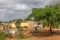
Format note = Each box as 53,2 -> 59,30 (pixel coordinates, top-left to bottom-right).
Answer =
5,33 -> 13,38
17,32 -> 25,39
0,37 -> 5,40
0,30 -> 6,40
17,32 -> 32,39
24,35 -> 32,39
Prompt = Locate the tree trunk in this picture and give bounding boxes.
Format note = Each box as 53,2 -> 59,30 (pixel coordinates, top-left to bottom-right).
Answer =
43,25 -> 45,28
3,26 -> 5,30
35,27 -> 37,32
50,26 -> 53,33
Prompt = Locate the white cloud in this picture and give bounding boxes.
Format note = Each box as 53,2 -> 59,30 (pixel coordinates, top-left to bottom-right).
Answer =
0,0 -> 59,21
0,9 -> 7,11
0,0 -> 14,3
15,4 -> 30,10
39,0 -> 51,8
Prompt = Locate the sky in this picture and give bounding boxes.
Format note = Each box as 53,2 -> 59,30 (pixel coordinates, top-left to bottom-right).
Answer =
0,0 -> 60,22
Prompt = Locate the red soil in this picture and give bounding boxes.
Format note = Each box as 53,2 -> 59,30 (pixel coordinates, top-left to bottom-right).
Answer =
6,27 -> 60,40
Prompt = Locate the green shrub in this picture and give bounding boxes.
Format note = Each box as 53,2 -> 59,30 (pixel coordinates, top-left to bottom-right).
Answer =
0,37 -> 6,40
0,30 -> 6,40
24,35 -> 32,39
5,33 -> 13,38
17,32 -> 32,39
17,32 -> 25,39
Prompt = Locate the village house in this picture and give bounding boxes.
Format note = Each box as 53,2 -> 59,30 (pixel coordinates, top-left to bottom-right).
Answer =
5,20 -> 42,35
20,20 -> 37,27
20,20 -> 38,35
8,21 -> 18,34
0,20 -> 43,35
0,22 -> 9,31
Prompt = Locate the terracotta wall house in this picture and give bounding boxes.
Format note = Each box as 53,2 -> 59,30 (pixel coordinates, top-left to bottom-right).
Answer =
0,22 -> 9,31
2,23 -> 9,31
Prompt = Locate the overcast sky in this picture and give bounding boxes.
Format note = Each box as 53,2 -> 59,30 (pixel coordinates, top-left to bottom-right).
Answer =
0,0 -> 60,21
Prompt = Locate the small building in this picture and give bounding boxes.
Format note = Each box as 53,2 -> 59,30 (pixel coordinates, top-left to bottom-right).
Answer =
20,20 -> 37,35
8,21 -> 18,34
20,21 -> 29,27
20,21 -> 37,27
0,22 -> 9,31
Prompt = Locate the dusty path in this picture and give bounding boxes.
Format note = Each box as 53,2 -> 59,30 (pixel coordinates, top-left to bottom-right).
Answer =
25,35 -> 60,40
6,28 -> 60,40
6,34 -> 60,40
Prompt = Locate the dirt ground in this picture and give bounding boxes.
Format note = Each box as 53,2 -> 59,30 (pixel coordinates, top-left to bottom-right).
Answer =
6,28 -> 60,40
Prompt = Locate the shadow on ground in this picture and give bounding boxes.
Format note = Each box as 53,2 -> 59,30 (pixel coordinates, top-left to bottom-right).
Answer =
31,29 -> 60,38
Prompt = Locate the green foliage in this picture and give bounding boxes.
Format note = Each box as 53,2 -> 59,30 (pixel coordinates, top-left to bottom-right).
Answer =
15,23 -> 20,29
16,19 -> 22,23
5,33 -> 12,38
24,35 -> 32,39
0,37 -> 5,40
17,32 -> 32,39
0,30 -> 6,40
27,4 -> 60,28
0,21 -> 3,25
17,32 -> 25,39
15,22 -> 23,31
40,19 -> 48,26
0,31 -> 5,37
15,18 -> 23,31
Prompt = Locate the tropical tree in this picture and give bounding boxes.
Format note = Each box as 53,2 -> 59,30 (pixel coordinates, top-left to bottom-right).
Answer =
27,4 -> 60,33
15,19 -> 22,30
